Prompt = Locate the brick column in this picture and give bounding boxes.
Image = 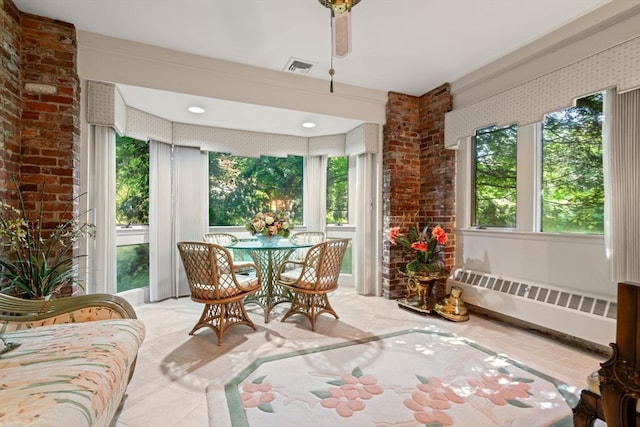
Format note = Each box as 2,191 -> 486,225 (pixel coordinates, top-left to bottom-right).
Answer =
382,85 -> 454,299
0,1 -> 81,295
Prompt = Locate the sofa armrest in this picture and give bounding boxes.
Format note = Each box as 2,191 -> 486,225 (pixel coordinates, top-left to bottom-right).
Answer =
0,292 -> 137,334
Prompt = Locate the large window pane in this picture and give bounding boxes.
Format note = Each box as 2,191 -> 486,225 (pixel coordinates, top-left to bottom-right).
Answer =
117,244 -> 149,292
541,92 -> 604,234
473,124 -> 517,228
208,153 -> 303,226
115,135 -> 149,293
116,135 -> 149,226
326,156 -> 348,225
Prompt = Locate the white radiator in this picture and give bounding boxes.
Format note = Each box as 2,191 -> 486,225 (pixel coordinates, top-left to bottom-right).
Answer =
449,269 -> 616,348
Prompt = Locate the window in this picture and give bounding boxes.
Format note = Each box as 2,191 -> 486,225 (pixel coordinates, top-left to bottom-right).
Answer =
541,92 -> 604,234
115,135 -> 149,293
208,153 -> 303,226
116,136 -> 149,226
473,124 -> 517,228
326,156 -> 349,225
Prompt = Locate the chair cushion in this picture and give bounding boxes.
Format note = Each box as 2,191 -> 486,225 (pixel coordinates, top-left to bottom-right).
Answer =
279,268 -> 318,289
587,370 -> 600,394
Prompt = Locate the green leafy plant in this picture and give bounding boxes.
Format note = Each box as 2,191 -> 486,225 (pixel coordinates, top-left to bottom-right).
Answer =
0,178 -> 95,299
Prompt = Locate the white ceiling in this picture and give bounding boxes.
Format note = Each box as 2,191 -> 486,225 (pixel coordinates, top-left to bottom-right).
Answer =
14,0 -> 613,137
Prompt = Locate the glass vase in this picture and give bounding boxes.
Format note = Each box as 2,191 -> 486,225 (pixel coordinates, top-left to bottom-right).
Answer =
256,234 -> 281,247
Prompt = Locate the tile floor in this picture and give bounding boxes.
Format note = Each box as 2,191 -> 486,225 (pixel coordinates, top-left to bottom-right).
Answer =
112,285 -> 607,427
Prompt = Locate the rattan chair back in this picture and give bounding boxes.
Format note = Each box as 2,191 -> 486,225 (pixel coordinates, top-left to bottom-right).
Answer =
202,232 -> 239,246
288,231 -> 326,263
177,241 -> 261,344
277,238 -> 349,330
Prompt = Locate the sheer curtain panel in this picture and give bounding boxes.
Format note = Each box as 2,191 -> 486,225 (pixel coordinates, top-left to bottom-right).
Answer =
605,87 -> 640,283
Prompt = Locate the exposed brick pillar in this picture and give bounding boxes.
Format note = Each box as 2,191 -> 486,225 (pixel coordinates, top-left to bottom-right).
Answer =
0,0 -> 22,196
382,85 -> 454,299
0,1 -> 81,296
382,92 -> 421,299
419,84 -> 455,270
20,13 -> 80,222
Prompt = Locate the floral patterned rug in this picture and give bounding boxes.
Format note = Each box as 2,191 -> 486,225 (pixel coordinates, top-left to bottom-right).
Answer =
206,329 -> 576,427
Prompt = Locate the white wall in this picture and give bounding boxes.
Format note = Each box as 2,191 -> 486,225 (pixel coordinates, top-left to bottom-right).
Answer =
446,5 -> 640,346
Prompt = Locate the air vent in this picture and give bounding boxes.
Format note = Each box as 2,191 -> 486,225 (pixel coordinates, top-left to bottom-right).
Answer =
284,57 -> 317,74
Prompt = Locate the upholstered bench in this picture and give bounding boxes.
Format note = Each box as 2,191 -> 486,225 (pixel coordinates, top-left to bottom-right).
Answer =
0,293 -> 145,427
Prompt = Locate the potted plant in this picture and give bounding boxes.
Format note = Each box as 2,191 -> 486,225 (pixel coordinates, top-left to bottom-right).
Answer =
0,178 -> 94,299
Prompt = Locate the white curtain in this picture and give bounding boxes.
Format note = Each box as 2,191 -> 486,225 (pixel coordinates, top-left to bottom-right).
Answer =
353,153 -> 380,295
304,156 -> 327,232
91,125 -> 117,294
149,141 -> 208,301
605,87 -> 640,283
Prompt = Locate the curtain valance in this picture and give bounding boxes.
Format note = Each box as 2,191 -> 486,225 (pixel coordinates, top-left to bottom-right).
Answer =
86,80 -> 379,157
445,36 -> 640,148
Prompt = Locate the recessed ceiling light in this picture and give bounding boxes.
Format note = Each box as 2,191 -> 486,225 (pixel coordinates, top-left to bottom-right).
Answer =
302,122 -> 316,128
188,106 -> 205,114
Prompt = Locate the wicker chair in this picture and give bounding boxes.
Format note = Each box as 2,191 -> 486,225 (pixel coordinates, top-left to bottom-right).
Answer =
276,238 -> 349,331
203,232 -> 252,271
288,231 -> 326,263
177,241 -> 261,345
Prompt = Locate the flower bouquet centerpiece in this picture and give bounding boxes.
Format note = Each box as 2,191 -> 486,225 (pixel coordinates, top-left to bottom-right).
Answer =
389,219 -> 448,278
246,211 -> 292,246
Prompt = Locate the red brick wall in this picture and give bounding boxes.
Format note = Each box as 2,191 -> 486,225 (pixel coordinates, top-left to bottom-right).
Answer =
419,84 -> 455,268
0,1 -> 80,295
382,85 -> 454,299
0,1 -> 79,224
0,0 -> 22,195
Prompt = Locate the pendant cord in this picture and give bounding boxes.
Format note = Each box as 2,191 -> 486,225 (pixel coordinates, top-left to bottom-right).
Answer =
329,9 -> 335,93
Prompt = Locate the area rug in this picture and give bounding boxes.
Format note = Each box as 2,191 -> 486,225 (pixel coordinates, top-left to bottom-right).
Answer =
206,329 -> 577,427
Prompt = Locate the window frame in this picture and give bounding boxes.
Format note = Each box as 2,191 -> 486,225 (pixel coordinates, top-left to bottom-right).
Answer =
464,92 -> 607,235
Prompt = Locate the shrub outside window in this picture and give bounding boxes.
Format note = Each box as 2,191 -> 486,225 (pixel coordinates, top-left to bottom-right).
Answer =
473,124 -> 518,228
541,92 -> 604,234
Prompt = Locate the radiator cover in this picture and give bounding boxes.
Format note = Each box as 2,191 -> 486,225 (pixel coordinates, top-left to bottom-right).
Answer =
449,269 -> 616,347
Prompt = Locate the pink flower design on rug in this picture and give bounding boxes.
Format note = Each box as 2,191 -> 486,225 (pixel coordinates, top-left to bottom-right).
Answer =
312,367 -> 384,418
468,368 -> 534,407
240,376 -> 277,413
404,375 -> 464,426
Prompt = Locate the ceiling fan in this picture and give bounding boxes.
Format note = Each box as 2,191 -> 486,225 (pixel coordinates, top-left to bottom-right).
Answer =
317,0 -> 362,92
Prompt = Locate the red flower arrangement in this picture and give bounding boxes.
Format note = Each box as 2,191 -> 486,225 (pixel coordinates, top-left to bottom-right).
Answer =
389,221 -> 448,276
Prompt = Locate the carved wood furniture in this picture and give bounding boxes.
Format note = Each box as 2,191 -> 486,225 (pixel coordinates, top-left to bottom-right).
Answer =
573,281 -> 640,426
276,238 -> 349,331
177,241 -> 261,345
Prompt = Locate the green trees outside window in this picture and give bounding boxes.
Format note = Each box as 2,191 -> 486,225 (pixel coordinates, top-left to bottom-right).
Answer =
115,135 -> 150,293
541,92 -> 604,233
326,156 -> 348,225
208,153 -> 303,226
116,135 -> 149,226
473,124 -> 518,228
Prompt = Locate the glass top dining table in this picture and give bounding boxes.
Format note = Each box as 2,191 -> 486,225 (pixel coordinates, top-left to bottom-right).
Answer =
226,238 -> 312,322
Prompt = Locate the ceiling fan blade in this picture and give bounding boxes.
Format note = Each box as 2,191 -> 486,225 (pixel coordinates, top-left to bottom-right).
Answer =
333,11 -> 351,58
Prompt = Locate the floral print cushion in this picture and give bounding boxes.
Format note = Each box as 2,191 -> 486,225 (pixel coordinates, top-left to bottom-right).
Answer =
0,319 -> 145,427
0,306 -> 129,334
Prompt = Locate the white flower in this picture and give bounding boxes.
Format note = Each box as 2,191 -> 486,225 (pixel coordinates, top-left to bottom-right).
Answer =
282,221 -> 289,230
252,219 -> 265,232
264,215 -> 275,225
